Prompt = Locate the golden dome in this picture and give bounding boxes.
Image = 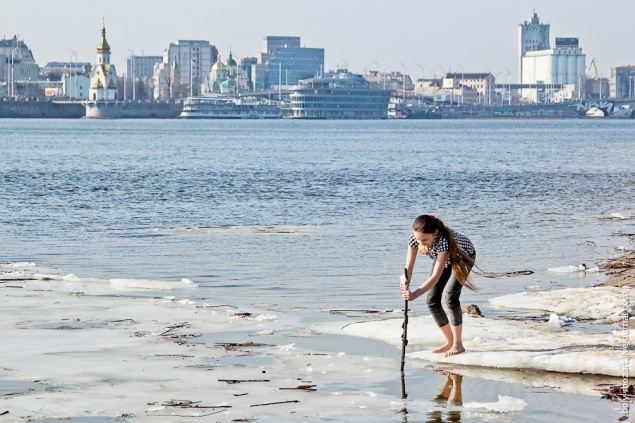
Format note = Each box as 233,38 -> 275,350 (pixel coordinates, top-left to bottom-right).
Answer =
97,21 -> 110,53
211,54 -> 226,71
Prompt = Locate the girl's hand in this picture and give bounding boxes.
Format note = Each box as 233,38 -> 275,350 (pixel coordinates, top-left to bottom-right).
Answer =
399,277 -> 409,292
402,285 -> 421,301
401,283 -> 414,301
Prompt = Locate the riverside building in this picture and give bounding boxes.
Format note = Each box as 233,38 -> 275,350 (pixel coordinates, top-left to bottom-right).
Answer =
0,35 -> 39,97
252,36 -> 324,90
153,40 -> 218,99
282,72 -> 391,119
610,66 -> 635,99
518,12 -> 586,103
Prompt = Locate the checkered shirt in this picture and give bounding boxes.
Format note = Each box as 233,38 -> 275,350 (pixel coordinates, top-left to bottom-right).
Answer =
408,229 -> 475,267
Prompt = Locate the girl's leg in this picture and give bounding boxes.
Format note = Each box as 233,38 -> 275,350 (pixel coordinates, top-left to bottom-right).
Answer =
427,265 -> 453,353
444,252 -> 475,357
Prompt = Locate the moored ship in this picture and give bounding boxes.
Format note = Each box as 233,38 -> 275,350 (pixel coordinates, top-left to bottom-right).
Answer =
179,96 -> 280,119
281,72 -> 391,119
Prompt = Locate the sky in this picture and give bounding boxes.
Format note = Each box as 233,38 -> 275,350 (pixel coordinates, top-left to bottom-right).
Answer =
2,0 -> 634,82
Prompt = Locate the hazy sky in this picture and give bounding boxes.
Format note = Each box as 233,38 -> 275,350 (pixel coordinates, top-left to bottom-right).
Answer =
2,0 -> 633,82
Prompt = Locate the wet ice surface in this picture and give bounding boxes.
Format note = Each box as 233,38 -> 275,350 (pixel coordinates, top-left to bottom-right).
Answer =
332,313 -> 632,377
490,286 -> 632,322
0,261 -> 631,422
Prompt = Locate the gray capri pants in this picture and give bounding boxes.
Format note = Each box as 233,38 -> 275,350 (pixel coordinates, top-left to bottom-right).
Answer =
426,252 -> 476,327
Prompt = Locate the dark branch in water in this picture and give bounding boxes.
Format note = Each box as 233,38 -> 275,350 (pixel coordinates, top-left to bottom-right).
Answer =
473,270 -> 534,278
250,400 -> 300,407
218,379 -> 270,384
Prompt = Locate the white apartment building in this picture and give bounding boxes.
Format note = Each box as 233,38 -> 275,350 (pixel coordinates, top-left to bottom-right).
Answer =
444,73 -> 496,105
153,40 -> 217,99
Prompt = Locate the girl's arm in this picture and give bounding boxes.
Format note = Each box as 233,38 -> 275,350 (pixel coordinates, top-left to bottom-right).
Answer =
401,251 -> 448,301
405,245 -> 417,283
400,246 -> 417,293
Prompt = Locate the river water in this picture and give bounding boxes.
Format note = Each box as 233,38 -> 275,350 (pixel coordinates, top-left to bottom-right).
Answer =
1,118 -> 634,421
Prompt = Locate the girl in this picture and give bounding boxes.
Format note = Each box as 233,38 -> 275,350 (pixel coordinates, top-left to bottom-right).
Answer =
400,214 -> 477,357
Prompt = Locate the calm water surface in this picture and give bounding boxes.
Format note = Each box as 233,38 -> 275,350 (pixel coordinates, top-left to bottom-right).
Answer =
1,118 -> 634,422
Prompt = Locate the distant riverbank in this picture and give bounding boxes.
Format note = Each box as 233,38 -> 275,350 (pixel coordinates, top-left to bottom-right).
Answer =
0,99 -> 182,119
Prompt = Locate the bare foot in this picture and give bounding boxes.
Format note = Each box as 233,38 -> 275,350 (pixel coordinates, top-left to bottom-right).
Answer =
432,343 -> 452,353
444,345 -> 465,357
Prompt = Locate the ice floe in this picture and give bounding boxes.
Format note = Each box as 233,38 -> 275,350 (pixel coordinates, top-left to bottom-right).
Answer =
324,314 -> 632,377
490,286 -> 632,321
463,395 -> 528,413
547,313 -> 575,326
547,264 -> 600,274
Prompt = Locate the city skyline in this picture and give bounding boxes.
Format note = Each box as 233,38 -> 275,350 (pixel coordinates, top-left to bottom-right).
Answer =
2,0 -> 634,82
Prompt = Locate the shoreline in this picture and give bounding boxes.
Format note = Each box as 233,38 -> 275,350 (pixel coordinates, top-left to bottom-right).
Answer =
599,249 -> 635,288
1,247 -> 633,421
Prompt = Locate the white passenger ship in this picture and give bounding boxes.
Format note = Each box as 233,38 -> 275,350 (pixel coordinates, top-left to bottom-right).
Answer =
179,96 -> 281,119
282,72 -> 391,119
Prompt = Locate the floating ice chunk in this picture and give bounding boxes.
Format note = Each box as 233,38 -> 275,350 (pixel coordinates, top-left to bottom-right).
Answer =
463,395 -> 527,413
2,262 -> 36,267
278,343 -> 296,351
611,212 -> 631,219
250,329 -> 278,336
490,286 -> 626,321
0,271 -> 30,280
331,314 -> 634,376
34,273 -> 79,280
547,264 -> 586,273
547,263 -> 600,274
253,314 -> 277,321
547,314 -> 575,326
110,278 -> 198,290
284,327 -> 320,337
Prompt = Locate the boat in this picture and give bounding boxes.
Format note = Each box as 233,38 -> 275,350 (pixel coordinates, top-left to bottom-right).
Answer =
281,72 -> 391,119
179,96 -> 281,119
585,107 -> 606,117
387,99 -> 441,119
613,104 -> 635,119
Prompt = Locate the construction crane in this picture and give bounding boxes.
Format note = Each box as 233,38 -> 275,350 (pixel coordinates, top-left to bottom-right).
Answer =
589,58 -> 599,80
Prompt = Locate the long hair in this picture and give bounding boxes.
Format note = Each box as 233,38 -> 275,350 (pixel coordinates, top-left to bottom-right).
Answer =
413,215 -> 478,291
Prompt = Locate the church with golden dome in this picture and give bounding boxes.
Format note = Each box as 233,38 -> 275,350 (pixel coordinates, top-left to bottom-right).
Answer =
201,51 -> 249,94
84,22 -> 121,118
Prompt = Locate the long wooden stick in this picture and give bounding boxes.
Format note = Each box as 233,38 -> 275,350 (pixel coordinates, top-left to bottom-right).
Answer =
400,267 -> 409,372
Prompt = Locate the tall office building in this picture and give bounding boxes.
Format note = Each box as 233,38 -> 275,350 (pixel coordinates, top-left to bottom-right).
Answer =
263,36 -> 300,54
253,36 -> 324,90
153,40 -> 218,99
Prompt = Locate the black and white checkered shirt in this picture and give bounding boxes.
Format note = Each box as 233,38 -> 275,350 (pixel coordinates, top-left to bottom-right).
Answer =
408,230 -> 475,267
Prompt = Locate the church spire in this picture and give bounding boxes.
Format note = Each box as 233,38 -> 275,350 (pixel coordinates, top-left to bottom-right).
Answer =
97,20 -> 111,53
95,20 -> 111,65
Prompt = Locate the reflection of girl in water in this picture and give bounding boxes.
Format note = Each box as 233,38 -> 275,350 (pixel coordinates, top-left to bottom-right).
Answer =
428,370 -> 463,423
